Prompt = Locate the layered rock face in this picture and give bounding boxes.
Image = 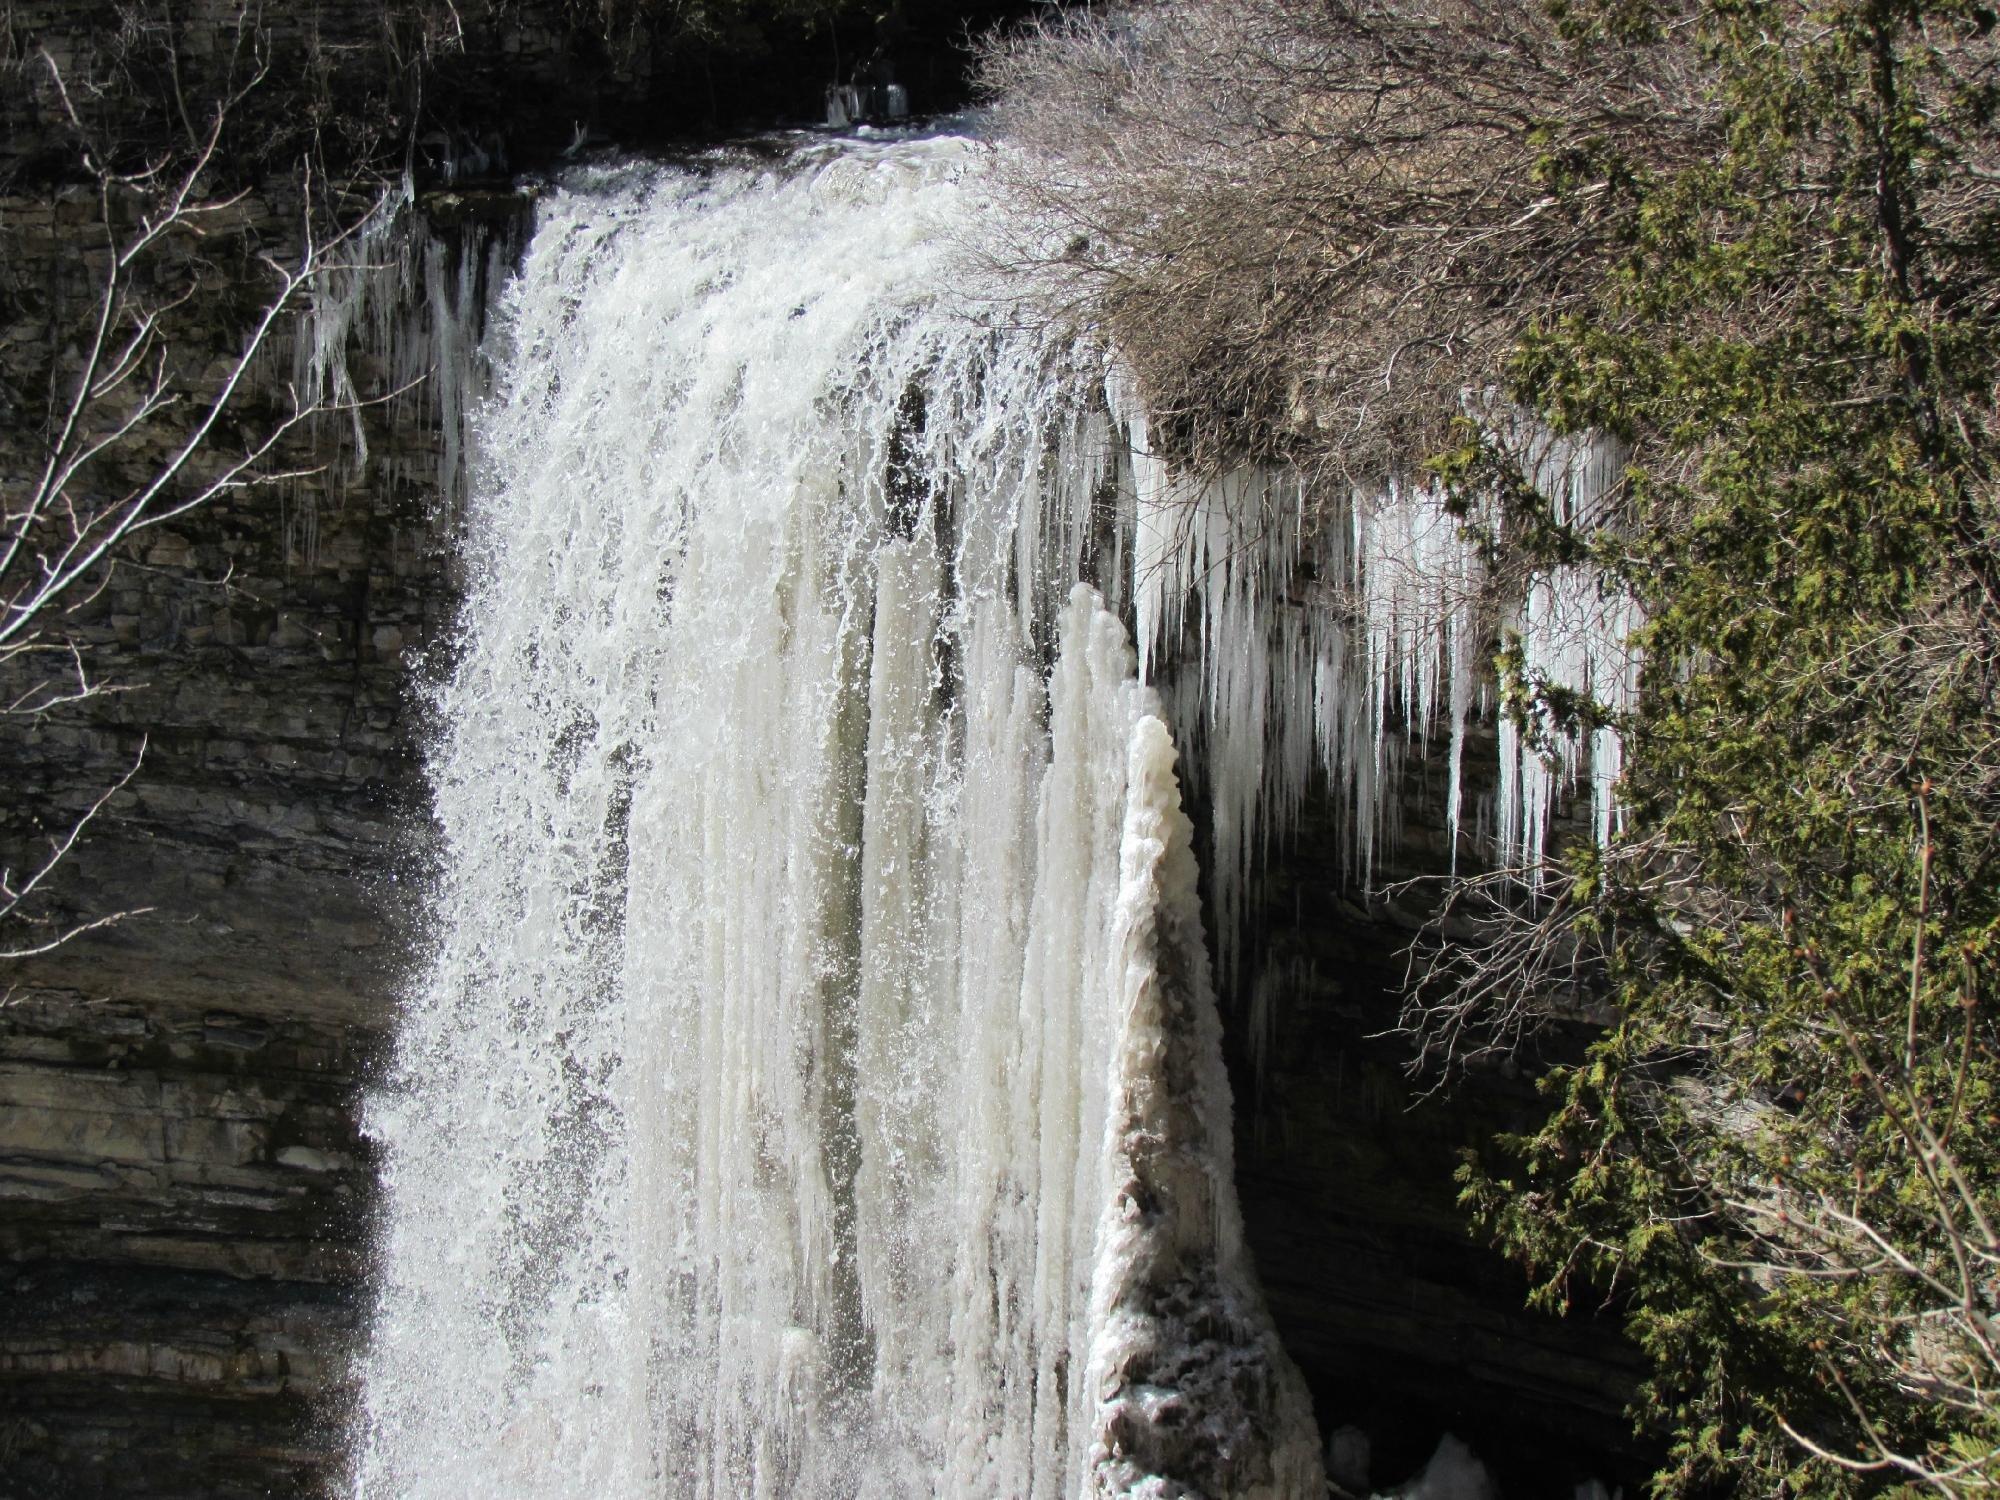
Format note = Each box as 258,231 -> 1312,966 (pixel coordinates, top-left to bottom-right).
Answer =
2,5 -> 580,1486
3,25 -> 453,1480
1,1005 -> 380,1495
0,210 -> 449,1490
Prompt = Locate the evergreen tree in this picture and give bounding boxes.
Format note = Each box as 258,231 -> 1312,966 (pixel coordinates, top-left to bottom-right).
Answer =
1451,1 -> 2000,1490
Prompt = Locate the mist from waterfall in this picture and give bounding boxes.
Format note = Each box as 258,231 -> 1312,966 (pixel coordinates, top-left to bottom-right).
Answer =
350,135 -> 1321,1499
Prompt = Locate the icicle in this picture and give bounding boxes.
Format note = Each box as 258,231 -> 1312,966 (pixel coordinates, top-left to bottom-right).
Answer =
1119,411 -> 1640,921
1492,436 -> 1644,888
1115,430 -> 1498,965
289,178 -> 519,540
294,177 -> 416,484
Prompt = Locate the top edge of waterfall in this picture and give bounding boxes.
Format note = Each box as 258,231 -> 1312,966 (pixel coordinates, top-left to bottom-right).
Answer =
512,115 -> 994,198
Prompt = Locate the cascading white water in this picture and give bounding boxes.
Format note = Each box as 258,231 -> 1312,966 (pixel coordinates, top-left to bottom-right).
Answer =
353,136 -> 1322,1499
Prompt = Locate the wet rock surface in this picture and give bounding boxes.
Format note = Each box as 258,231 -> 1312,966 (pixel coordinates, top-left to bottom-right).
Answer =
0,456 -> 437,1492
1218,749 -> 1653,1494
0,157 -> 446,1490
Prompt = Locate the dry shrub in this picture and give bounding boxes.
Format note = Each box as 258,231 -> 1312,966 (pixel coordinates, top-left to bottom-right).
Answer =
978,0 -> 1716,483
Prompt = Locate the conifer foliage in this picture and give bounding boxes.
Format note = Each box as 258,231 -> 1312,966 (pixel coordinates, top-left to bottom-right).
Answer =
1463,2 -> 2000,1490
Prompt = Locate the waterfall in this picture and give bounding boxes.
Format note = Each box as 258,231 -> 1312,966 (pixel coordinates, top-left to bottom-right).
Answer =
352,136 -> 1322,1498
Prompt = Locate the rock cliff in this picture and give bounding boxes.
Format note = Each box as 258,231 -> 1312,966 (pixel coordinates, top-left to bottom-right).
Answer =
0,181 -> 449,1492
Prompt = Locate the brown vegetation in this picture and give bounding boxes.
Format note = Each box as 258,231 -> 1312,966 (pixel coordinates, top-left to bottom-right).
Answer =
978,0 -> 1716,482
